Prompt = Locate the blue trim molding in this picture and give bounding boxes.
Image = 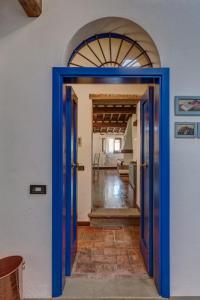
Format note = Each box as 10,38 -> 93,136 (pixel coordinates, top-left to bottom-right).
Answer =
52,67 -> 170,298
52,69 -> 64,296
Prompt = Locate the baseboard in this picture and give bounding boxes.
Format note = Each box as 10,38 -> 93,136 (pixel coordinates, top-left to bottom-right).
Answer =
119,173 -> 129,175
24,298 -> 51,300
77,221 -> 90,226
97,166 -> 117,170
24,296 -> 200,300
121,149 -> 133,153
170,296 -> 200,300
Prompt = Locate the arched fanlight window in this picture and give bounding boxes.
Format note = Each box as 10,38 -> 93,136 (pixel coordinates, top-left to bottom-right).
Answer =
67,33 -> 153,68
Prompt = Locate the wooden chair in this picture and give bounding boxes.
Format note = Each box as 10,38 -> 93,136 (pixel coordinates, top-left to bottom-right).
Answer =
93,153 -> 100,172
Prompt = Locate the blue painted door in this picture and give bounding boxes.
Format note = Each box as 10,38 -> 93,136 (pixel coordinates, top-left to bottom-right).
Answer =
153,83 -> 162,293
140,87 -> 154,276
65,87 -> 78,276
52,78 -> 67,297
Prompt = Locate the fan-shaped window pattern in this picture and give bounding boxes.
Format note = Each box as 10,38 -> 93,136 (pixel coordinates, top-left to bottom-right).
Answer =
67,33 -> 153,68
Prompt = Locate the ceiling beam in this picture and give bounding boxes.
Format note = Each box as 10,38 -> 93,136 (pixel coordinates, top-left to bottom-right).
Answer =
93,122 -> 127,128
90,94 -> 141,101
18,0 -> 42,17
93,107 -> 136,114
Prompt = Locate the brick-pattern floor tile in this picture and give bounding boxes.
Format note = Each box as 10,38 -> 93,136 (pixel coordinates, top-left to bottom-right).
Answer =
72,226 -> 147,277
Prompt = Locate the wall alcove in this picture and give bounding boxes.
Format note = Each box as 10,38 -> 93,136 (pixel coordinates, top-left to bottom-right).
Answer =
66,17 -> 161,68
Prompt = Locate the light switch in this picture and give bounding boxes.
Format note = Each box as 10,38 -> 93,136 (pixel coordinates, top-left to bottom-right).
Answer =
78,165 -> 85,171
30,185 -> 47,194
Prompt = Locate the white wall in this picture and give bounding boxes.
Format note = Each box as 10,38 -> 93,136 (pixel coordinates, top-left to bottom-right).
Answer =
130,112 -> 140,208
132,114 -> 138,162
1,0 -> 200,297
122,117 -> 133,151
73,85 -> 93,222
93,133 -> 104,166
71,84 -> 140,222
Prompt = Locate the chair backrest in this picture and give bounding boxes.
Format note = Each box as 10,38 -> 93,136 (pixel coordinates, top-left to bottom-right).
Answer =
93,153 -> 100,164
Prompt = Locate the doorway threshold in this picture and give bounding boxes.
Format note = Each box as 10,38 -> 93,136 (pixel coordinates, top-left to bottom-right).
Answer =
56,276 -> 163,300
89,208 -> 140,228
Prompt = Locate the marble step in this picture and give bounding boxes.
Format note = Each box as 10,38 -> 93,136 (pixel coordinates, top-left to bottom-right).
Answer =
55,296 -> 164,300
88,208 -> 140,228
56,277 -> 163,300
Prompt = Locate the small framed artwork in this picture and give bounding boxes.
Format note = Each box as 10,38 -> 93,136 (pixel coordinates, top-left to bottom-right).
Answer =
175,96 -> 200,115
197,123 -> 200,138
175,122 -> 197,138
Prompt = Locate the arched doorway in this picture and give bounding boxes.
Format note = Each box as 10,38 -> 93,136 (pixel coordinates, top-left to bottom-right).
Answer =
65,17 -> 161,68
52,17 -> 169,299
67,33 -> 153,68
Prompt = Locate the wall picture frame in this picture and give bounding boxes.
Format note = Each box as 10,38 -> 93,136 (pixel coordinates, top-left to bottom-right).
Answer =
175,122 -> 197,138
175,96 -> 200,115
197,123 -> 200,138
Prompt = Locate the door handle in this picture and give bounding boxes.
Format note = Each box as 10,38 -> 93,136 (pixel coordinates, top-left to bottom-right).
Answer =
71,163 -> 76,168
140,162 -> 148,168
71,162 -> 79,168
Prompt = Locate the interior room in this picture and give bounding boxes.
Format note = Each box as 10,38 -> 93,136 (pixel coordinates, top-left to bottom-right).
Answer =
66,83 -> 150,280
91,94 -> 140,227
70,84 -> 147,221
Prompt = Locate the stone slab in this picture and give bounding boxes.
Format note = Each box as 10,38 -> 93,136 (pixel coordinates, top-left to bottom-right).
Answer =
57,276 -> 161,299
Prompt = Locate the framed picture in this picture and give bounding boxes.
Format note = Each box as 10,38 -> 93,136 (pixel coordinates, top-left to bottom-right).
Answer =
175,96 -> 200,115
197,123 -> 200,138
175,122 -> 197,138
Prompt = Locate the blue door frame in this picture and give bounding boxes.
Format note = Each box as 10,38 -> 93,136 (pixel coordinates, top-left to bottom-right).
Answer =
52,67 -> 170,298
140,87 -> 154,277
65,87 -> 78,276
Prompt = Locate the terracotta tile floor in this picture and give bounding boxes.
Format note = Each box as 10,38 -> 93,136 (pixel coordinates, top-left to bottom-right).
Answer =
72,226 -> 147,278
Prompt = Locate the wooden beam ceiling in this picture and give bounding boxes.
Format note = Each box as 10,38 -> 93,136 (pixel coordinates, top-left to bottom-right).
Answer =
90,94 -> 141,101
93,107 -> 136,114
18,0 -> 42,17
93,122 -> 127,128
92,95 -> 138,133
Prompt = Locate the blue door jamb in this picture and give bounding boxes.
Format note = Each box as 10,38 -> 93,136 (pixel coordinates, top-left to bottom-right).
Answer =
140,88 -> 154,277
159,69 -> 170,297
52,67 -> 170,298
52,71 -> 65,296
